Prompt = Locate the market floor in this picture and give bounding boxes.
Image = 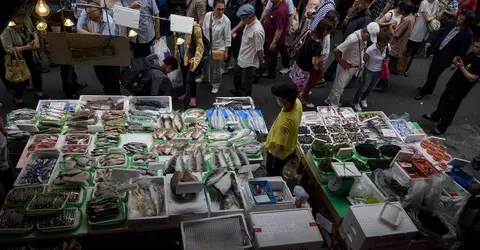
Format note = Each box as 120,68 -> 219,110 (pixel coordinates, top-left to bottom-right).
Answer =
1,39 -> 480,178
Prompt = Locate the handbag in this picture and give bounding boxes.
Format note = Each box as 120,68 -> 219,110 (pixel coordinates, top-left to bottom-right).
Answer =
347,33 -> 362,86
5,49 -> 31,83
391,51 -> 411,75
380,46 -> 390,80
209,13 -> 224,61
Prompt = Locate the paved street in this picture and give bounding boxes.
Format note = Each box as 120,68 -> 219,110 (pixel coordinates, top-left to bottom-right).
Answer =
1,32 -> 479,175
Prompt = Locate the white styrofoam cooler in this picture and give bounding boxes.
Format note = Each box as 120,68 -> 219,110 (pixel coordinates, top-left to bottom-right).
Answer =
205,172 -> 248,217
243,177 -> 295,212
340,202 -> 418,250
250,208 -> 324,250
126,96 -> 172,114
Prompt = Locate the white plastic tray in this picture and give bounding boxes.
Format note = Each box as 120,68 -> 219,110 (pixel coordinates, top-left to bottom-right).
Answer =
36,100 -> 83,112
14,152 -> 61,187
205,172 -> 247,216
243,177 -> 295,212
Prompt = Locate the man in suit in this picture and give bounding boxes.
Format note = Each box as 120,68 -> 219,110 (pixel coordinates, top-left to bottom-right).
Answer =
415,10 -> 475,100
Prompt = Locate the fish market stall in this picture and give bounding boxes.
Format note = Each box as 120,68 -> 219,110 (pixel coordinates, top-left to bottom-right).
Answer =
0,95 -> 273,246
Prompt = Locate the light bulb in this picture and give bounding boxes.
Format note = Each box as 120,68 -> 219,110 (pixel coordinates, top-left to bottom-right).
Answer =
128,30 -> 138,37
36,21 -> 47,30
64,18 -> 74,27
176,37 -> 185,45
35,0 -> 50,17
8,21 -> 16,27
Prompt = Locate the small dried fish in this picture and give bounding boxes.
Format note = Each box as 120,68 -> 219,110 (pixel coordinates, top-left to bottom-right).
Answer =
7,109 -> 37,124
96,133 -> 121,146
85,98 -> 123,111
87,197 -> 121,222
153,129 -> 176,141
53,169 -> 90,185
151,143 -> 175,155
68,110 -> 98,124
123,142 -> 148,154
104,124 -> 126,133
28,193 -> 68,210
0,211 -> 33,229
38,209 -> 77,229
132,152 -> 157,165
49,186 -> 82,203
5,187 -> 43,206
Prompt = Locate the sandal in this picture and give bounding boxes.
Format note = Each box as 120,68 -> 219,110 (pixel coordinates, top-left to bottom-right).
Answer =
189,98 -> 197,107
178,95 -> 185,102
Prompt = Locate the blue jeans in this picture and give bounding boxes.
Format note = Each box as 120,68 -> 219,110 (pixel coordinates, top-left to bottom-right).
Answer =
353,68 -> 381,104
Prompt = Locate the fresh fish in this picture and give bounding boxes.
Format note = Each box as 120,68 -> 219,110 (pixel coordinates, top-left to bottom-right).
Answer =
210,151 -> 218,170
236,141 -> 264,155
188,153 -> 197,171
191,130 -> 203,140
217,151 -> 228,169
227,149 -> 241,170
123,142 -> 147,154
130,100 -> 167,111
184,109 -> 206,119
228,129 -> 251,143
195,150 -> 205,172
158,117 -> 165,129
163,115 -> 173,129
85,98 -> 122,110
236,148 -> 250,166
207,130 -> 231,141
205,167 -> 227,186
220,190 -> 238,210
163,154 -> 178,176
251,110 -> 268,133
173,111 -> 184,132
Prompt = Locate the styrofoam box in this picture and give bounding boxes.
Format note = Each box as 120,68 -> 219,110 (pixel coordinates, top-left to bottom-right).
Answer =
36,100 -> 83,112
250,208 -> 324,250
126,96 -> 172,114
340,202 -> 418,250
78,95 -> 128,111
14,152 -> 61,187
127,177 -> 169,230
166,172 -> 208,225
391,161 -> 428,186
243,177 -> 295,212
205,172 -> 248,217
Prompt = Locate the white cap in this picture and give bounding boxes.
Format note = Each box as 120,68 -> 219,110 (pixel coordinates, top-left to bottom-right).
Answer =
366,22 -> 380,43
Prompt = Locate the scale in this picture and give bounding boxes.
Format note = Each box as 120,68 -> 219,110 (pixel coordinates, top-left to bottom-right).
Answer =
327,162 -> 361,197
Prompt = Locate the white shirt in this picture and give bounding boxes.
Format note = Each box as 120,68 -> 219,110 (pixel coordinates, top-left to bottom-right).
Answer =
365,43 -> 390,72
266,0 -> 295,15
410,0 -> 439,42
336,30 -> 366,67
202,12 -> 232,50
238,19 -> 265,68
385,9 -> 402,26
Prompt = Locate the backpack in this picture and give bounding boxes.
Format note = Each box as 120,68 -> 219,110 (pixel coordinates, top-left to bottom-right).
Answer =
120,54 -> 163,95
288,30 -> 311,60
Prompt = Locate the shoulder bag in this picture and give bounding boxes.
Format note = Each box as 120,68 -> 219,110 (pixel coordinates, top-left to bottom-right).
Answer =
5,48 -> 31,83
346,33 -> 362,87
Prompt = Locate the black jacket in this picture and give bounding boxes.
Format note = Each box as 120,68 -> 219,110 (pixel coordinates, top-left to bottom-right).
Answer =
426,23 -> 473,59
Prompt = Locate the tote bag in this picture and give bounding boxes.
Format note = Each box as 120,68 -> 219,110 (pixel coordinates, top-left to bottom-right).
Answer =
5,49 -> 31,83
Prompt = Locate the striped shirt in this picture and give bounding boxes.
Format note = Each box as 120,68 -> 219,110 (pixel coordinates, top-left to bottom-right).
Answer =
309,0 -> 335,29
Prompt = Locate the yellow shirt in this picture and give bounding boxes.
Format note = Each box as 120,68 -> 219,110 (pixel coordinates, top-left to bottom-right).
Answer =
266,99 -> 303,160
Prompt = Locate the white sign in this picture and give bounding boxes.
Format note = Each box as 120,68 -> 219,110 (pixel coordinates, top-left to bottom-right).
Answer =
113,5 -> 140,29
170,14 -> 194,34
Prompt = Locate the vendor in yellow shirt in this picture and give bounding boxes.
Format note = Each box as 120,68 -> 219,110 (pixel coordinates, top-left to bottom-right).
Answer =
265,83 -> 303,176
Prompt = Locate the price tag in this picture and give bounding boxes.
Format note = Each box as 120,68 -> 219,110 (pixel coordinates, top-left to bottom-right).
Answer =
381,129 -> 397,138
49,102 -> 66,111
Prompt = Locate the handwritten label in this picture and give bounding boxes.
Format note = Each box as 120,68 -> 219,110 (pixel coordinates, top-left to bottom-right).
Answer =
382,129 -> 397,138
49,102 -> 66,111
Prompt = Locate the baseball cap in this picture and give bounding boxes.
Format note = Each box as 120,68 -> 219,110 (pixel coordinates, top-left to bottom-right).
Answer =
237,4 -> 255,18
366,22 -> 380,43
271,83 -> 298,102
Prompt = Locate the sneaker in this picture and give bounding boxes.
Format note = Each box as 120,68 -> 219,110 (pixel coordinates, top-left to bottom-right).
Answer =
360,100 -> 368,109
279,68 -> 290,75
352,103 -> 362,112
309,91 -> 312,96
195,77 -> 203,84
315,79 -> 326,88
301,99 -> 315,108
211,87 -> 219,94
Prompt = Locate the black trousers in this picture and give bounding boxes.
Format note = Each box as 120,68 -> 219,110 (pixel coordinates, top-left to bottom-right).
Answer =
431,86 -> 464,132
180,63 -> 198,99
93,65 -> 120,94
266,42 -> 290,76
233,65 -> 254,96
266,151 -> 293,177
405,40 -> 423,72
60,65 -> 79,98
8,51 -> 43,99
226,31 -> 242,63
132,37 -> 155,58
419,52 -> 452,95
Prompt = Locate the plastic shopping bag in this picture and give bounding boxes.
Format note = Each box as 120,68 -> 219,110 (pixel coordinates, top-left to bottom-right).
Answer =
168,69 -> 183,89
152,37 -> 171,61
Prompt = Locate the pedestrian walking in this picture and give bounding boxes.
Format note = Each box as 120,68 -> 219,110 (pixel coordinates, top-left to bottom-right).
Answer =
266,82 -> 302,176
186,0 -> 207,27
309,0 -> 336,30
0,9 -> 49,106
325,22 -> 379,107
175,22 -> 204,107
352,31 -> 392,111
415,10 -> 474,99
375,0 -> 415,92
122,0 -> 161,58
377,0 -> 403,28
224,0 -> 246,72
290,19 -> 335,108
197,0 -> 232,94
262,0 -> 290,78
230,4 -> 265,97
404,0 -> 440,76
77,4 -> 121,95
316,10 -> 340,88
423,40 -> 480,135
